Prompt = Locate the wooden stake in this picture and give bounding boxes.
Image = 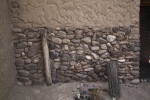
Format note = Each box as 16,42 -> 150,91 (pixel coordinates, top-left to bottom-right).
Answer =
41,30 -> 52,85
107,60 -> 120,99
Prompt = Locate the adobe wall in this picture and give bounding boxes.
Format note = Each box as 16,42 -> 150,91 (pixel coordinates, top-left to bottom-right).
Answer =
10,0 -> 140,28
11,0 -> 141,85
0,0 -> 16,99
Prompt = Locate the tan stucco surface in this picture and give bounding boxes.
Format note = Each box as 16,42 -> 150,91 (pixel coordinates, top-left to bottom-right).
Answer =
10,0 -> 140,28
0,0 -> 16,100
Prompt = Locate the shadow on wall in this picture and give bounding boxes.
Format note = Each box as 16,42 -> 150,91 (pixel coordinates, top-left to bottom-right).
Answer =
0,0 -> 16,100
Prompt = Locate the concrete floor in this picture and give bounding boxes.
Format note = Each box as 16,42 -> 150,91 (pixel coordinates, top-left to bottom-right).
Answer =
8,82 -> 150,100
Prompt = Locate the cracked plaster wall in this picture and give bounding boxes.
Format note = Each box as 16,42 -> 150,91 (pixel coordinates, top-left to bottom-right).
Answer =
10,0 -> 140,28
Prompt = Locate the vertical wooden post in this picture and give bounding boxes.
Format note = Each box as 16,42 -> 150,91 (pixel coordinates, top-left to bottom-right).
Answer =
41,30 -> 52,85
107,60 -> 120,99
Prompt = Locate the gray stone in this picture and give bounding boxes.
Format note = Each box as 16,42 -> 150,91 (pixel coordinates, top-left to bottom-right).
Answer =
50,50 -> 58,59
27,46 -> 40,57
75,30 -> 83,34
118,32 -> 126,35
70,46 -> 75,51
29,73 -> 44,79
76,34 -> 83,39
110,50 -> 123,57
56,31 -> 66,38
70,61 -> 76,66
82,37 -> 91,43
97,38 -> 107,44
64,45 -> 69,51
17,42 -> 27,49
53,62 -> 61,69
61,54 -> 71,61
71,40 -> 80,43
60,65 -> 68,70
131,79 -> 140,85
24,59 -> 32,64
17,34 -> 26,39
107,35 -> 116,42
83,44 -> 90,51
17,76 -> 29,82
91,46 -> 99,51
27,42 -> 33,47
102,34 -> 107,38
92,41 -> 99,46
76,73 -> 87,78
66,35 -> 74,39
91,53 -> 99,60
84,68 -> 93,71
86,32 -> 93,37
131,71 -> 139,76
82,65 -> 90,69
76,46 -> 83,50
77,50 -> 84,54
101,53 -> 110,58
85,55 -> 92,60
15,58 -> 24,66
76,55 -> 85,61
27,32 -> 36,39
38,61 -> 44,70
62,39 -> 70,44
52,38 -> 62,44
24,64 -> 37,70
32,57 -> 40,63
48,33 -> 55,38
98,50 -> 107,55
112,27 -> 119,33
100,44 -> 107,50
95,65 -> 101,70
49,42 -> 56,50
92,28 -> 101,32
18,70 -> 30,77
47,28 -> 53,33
118,59 -> 125,62
107,43 -> 112,47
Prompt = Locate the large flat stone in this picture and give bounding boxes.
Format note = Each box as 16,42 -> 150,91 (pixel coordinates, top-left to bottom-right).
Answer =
27,46 -> 40,57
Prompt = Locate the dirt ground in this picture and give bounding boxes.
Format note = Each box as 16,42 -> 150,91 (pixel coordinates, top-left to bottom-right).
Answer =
8,82 -> 150,100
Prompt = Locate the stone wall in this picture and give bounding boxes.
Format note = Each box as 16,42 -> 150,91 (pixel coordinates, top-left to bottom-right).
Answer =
13,26 -> 140,85
13,28 -> 45,85
0,0 -> 16,100
9,0 -> 140,28
10,0 -> 140,86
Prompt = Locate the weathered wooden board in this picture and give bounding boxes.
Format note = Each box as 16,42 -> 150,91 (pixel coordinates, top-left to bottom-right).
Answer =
41,30 -> 52,85
107,61 -> 120,99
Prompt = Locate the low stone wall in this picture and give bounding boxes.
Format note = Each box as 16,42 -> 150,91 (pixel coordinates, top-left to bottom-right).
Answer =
13,26 -> 140,85
13,28 -> 45,85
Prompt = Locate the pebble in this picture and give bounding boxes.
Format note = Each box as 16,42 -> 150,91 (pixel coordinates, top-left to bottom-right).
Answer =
82,37 -> 91,43
107,35 -> 116,42
91,53 -> 99,60
85,55 -> 92,60
52,38 -> 62,44
91,46 -> 99,51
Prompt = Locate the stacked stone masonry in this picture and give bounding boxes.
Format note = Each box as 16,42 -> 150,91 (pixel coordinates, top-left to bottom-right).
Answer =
13,26 -> 140,85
